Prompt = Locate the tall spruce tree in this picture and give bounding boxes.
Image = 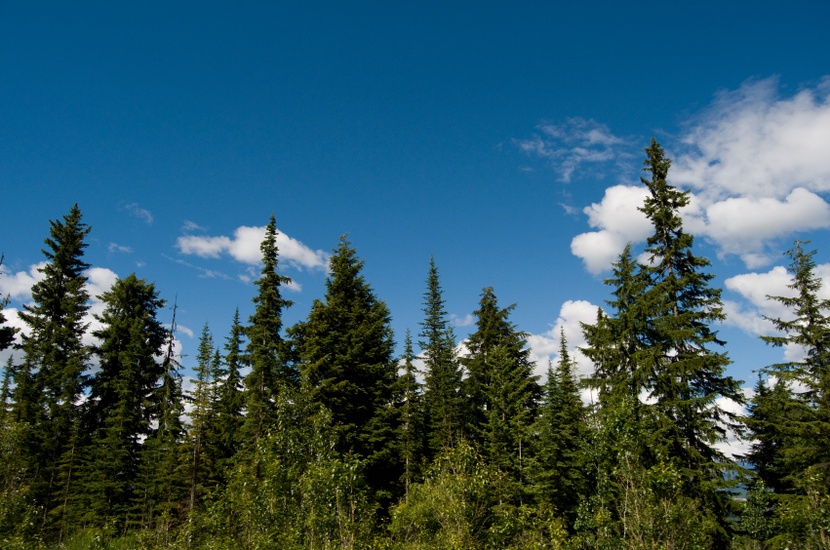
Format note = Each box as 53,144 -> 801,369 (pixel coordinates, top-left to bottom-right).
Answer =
82,273 -> 168,529
419,256 -> 463,456
462,287 -> 538,444
759,241 -> 830,498
243,214 -> 294,445
14,204 -> 91,532
394,329 -> 425,501
292,235 -> 399,501
581,140 -> 744,535
531,330 -> 588,521
215,309 -> 245,477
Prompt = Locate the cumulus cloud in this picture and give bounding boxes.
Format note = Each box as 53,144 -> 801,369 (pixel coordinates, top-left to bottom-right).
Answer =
0,262 -> 46,302
724,261 -> 830,342
526,299 -> 599,382
515,117 -> 631,182
570,185 -> 652,273
566,77 -> 830,273
176,224 -> 328,271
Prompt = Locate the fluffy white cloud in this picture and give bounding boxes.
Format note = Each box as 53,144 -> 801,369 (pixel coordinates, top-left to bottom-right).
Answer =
176,224 -> 328,271
724,262 -> 830,355
566,77 -> 830,273
515,117 -> 630,182
0,262 -> 47,302
570,185 -> 652,273
527,299 -> 599,382
673,77 -> 830,200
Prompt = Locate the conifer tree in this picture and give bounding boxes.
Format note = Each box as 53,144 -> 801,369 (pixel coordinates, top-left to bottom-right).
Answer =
531,330 -> 588,521
462,287 -> 539,490
419,256 -> 462,456
13,204 -> 91,532
137,302 -> 188,530
758,241 -> 830,504
214,309 -> 245,477
581,140 -> 743,535
82,273 -> 168,529
243,214 -> 294,445
395,329 -> 424,500
293,235 -> 399,501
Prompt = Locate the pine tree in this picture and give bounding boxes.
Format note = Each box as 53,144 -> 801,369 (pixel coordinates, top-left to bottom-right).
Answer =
137,301 -> 188,532
214,308 -> 245,478
759,241 -> 830,504
419,256 -> 462,456
581,140 -> 744,537
82,273 -> 168,529
243,214 -> 294,445
395,329 -> 424,501
531,330 -> 588,521
293,235 -> 399,501
13,204 -> 91,532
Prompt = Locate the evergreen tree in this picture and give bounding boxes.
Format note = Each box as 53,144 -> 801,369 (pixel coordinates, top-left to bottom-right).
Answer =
82,273 -> 168,529
0,256 -> 17,353
419,256 -> 463,456
137,302 -> 188,532
243,214 -> 294,445
531,330 -> 588,521
394,329 -> 425,500
581,140 -> 744,537
214,308 -> 245,478
462,287 -> 539,494
293,235 -> 399,501
756,241 -> 830,542
13,204 -> 91,533
186,323 -> 220,513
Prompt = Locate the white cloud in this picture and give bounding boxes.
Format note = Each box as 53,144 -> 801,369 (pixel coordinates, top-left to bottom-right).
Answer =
673,76 -> 830,200
451,313 -> 474,328
527,299 -> 599,382
176,224 -> 328,271
724,262 -> 830,364
515,117 -> 630,182
0,262 -> 46,302
565,77 -> 830,273
124,202 -> 154,224
570,185 -> 652,273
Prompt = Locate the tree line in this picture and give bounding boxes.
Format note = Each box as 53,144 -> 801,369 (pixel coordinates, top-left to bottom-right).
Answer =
0,140 -> 827,549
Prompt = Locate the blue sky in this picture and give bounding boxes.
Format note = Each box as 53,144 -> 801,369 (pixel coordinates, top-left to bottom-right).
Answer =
2,2 -> 830,454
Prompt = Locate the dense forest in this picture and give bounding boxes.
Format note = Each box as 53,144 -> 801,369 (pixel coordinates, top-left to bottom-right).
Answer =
0,141 -> 827,549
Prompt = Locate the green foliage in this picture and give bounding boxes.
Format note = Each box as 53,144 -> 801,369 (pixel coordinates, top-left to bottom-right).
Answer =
198,386 -> 375,549
292,235 -> 400,502
243,214 -> 295,445
419,257 -> 463,456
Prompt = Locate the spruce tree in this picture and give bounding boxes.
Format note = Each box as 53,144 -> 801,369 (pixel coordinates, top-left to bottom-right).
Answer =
759,241 -> 830,501
531,330 -> 588,521
292,235 -> 399,501
581,140 -> 744,535
243,214 -> 294,445
462,287 -> 539,495
137,302 -> 188,530
419,256 -> 462,456
395,329 -> 425,501
82,273 -> 168,529
215,308 -> 245,477
14,204 -> 91,532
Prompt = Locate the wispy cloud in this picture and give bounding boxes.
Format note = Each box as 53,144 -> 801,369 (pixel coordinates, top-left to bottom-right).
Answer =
176,224 -> 329,272
124,202 -> 154,224
108,242 -> 132,254
514,117 -> 631,183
